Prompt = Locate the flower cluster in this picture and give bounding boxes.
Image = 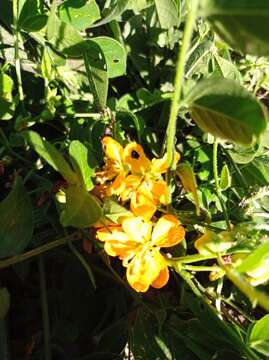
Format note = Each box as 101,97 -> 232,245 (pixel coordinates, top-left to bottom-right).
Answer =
95,137 -> 185,292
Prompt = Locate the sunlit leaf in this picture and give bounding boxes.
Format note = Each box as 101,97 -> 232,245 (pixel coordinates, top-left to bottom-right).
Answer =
249,314 -> 269,357
155,0 -> 180,29
84,40 -> 108,110
91,0 -> 130,28
59,0 -> 100,31
187,78 -> 267,145
91,37 -> 126,78
60,184 -> 102,228
201,0 -> 269,55
23,130 -> 77,184
69,140 -> 94,191
220,164 -> 231,191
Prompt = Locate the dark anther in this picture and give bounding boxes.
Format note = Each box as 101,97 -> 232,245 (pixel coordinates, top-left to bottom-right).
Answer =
131,150 -> 140,159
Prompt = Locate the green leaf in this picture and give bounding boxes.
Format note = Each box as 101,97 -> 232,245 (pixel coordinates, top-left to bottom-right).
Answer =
236,241 -> 269,273
0,176 -> 33,258
59,0 -> 100,31
176,162 -> 200,215
186,40 -> 213,78
84,41 -> 108,110
201,0 -> 269,55
154,0 -> 180,29
20,15 -> 47,32
60,184 -> 102,228
23,130 -> 77,184
220,164 -> 231,191
46,5 -> 85,57
213,54 -> 243,83
69,140 -> 94,191
91,37 -> 126,78
91,0 -> 130,27
249,314 -> 269,357
103,199 -> 132,223
187,78 -> 267,145
0,73 -> 15,120
18,0 -> 47,32
0,288 -> 10,319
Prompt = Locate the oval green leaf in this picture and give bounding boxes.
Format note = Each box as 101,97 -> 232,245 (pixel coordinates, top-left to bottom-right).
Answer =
220,164 -> 231,191
84,41 -> 108,110
187,78 -> 267,145
60,184 -> 102,228
91,37 -> 126,78
0,73 -> 15,120
249,314 -> 269,357
201,0 -> 269,55
59,0 -> 100,31
0,176 -> 33,259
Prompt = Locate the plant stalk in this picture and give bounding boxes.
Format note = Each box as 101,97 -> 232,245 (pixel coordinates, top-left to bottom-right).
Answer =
0,232 -> 81,269
13,0 -> 24,105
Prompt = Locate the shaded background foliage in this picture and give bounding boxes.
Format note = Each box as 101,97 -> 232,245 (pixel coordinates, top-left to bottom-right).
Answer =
1,0 -> 269,359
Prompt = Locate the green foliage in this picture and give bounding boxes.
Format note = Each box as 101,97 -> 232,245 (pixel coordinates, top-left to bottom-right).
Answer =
187,78 -> 267,145
0,176 -> 33,258
1,0 -> 269,358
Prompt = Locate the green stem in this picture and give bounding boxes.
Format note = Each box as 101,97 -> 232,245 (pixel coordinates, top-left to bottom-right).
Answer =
68,241 -> 96,289
0,232 -> 81,269
166,0 -> 199,168
13,0 -> 24,105
167,253 -> 217,264
182,264 -> 221,272
39,256 -> 51,360
218,255 -> 269,312
165,0 -> 199,204
213,139 -> 231,230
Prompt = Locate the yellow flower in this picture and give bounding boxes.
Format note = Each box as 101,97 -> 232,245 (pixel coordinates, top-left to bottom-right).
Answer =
96,215 -> 185,292
98,137 -> 180,219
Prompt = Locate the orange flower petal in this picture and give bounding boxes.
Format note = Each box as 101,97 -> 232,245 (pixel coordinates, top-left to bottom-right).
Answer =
126,249 -> 163,292
130,193 -> 156,221
102,137 -> 124,163
152,214 -> 185,247
96,227 -> 138,258
150,180 -> 168,205
123,142 -> 151,174
151,152 -> 180,174
151,264 -> 169,289
122,216 -> 152,243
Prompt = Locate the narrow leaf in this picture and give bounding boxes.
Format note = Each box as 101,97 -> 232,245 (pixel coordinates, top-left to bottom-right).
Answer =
220,164 -> 231,191
176,162 -> 200,215
23,130 -> 77,183
0,289 -> 10,319
69,140 -> 94,191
